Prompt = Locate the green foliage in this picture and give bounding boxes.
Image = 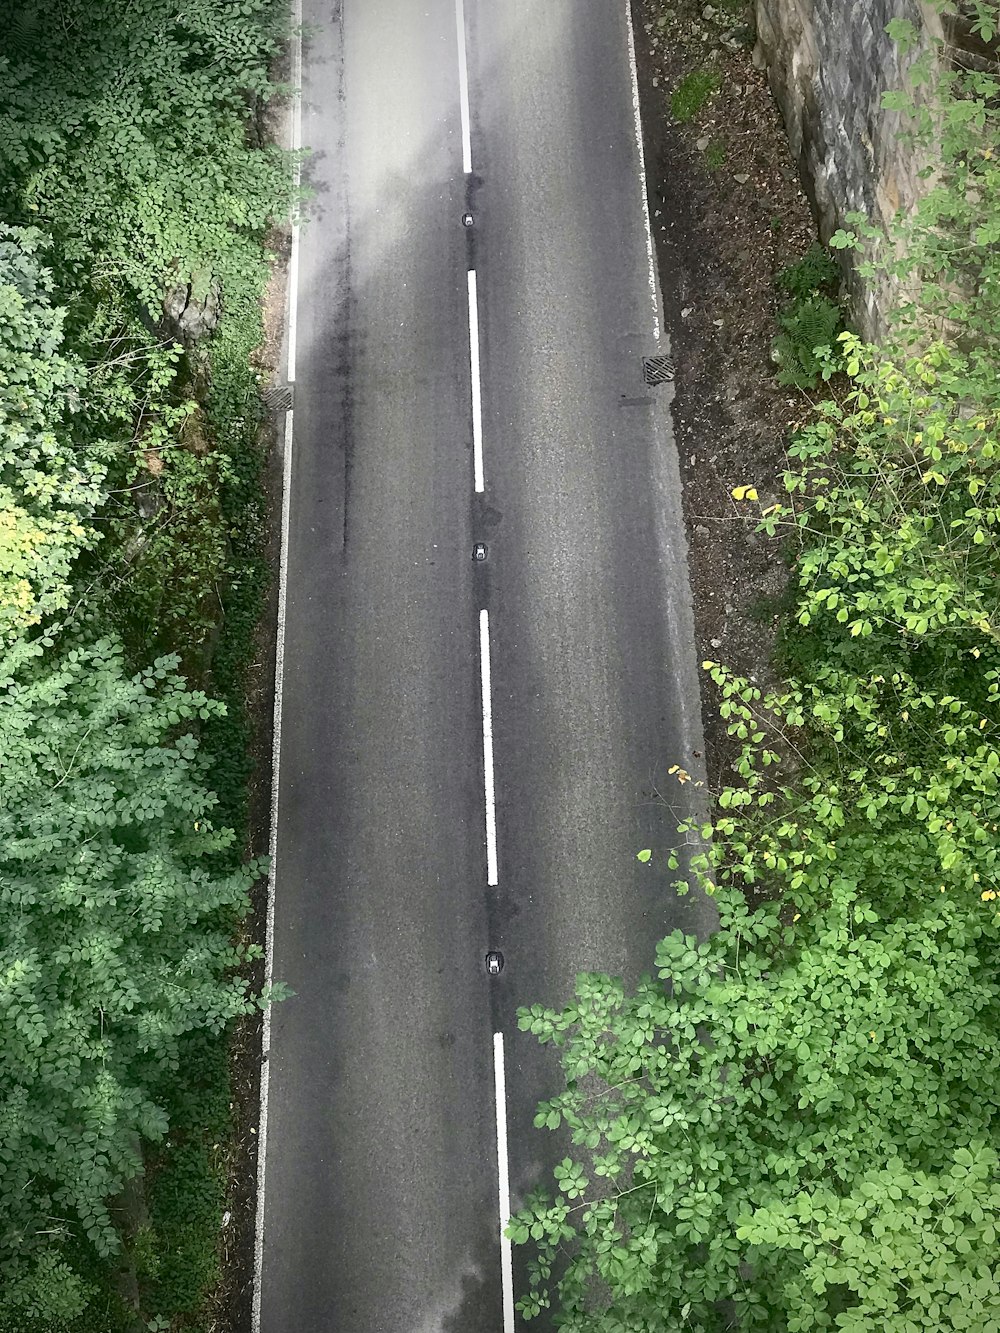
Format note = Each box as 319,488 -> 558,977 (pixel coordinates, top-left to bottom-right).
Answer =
0,0 -> 289,1322
739,1149 -> 1000,1330
514,632 -> 1000,1326
0,0 -> 291,664
771,244 -> 844,388
703,138 -> 726,170
776,242 -> 840,301
0,0 -> 289,319
759,336 -> 1000,673
772,294 -> 842,388
515,879 -> 1000,1329
0,227 -> 107,638
0,633 -> 267,1323
831,3 -> 1000,364
670,70 -> 720,123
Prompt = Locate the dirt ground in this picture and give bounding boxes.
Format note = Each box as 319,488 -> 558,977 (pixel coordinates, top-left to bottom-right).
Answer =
633,0 -> 819,787
214,5 -> 822,1326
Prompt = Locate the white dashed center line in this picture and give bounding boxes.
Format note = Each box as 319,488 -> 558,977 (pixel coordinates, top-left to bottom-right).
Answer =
455,0 -> 473,174
468,269 -> 485,493
479,608 -> 499,886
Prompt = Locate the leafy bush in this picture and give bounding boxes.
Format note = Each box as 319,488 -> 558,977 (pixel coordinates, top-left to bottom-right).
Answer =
515,879 -> 1000,1329
670,69 -> 720,123
0,634 -> 267,1324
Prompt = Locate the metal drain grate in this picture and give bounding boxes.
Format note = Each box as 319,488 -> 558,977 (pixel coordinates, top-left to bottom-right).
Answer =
264,384 -> 294,412
642,355 -> 676,386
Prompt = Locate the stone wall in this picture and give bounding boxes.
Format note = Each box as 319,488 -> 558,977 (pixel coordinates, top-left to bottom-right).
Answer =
753,0 -> 944,335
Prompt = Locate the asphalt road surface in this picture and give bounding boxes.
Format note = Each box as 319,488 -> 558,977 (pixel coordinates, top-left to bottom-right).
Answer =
255,2 -> 712,1330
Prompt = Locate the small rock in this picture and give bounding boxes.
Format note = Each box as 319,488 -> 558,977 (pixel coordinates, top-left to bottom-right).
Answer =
713,318 -> 724,328
681,306 -> 693,318
652,76 -> 659,87
733,172 -> 750,185
695,525 -> 710,537
696,135 -> 711,152
725,604 -> 735,615
702,4 -> 716,17
732,83 -> 743,95
710,637 -> 723,649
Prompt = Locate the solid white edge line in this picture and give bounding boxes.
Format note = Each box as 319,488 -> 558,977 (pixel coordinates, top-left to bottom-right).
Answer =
252,4 -> 302,1328
455,0 -> 473,174
286,0 -> 303,384
479,609 -> 498,886
493,1032 -> 516,1333
468,270 -> 485,494
624,0 -> 662,343
287,222 -> 301,384
251,405 -> 293,1333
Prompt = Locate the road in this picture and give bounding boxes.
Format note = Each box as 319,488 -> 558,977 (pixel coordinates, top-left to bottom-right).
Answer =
255,2 -> 711,1330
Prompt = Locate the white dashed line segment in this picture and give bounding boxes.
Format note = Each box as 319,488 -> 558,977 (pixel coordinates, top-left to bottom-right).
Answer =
479,609 -> 499,886
455,0 -> 473,174
493,1032 -> 516,1333
468,270 -> 485,493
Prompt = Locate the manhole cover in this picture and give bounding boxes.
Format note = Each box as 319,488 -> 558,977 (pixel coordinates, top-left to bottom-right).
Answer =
642,355 -> 676,386
264,384 -> 294,412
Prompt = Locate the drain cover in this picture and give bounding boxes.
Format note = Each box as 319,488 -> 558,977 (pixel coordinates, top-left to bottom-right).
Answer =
642,355 -> 676,386
264,384 -> 294,412
473,543 -> 488,562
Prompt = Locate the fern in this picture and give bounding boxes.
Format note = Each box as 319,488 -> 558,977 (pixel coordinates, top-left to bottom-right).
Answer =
777,242 -> 841,299
773,295 -> 842,388
6,5 -> 38,58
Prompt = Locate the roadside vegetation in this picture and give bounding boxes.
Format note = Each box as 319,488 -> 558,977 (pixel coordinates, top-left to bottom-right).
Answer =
0,2 -> 290,1329
514,3 -> 1000,1328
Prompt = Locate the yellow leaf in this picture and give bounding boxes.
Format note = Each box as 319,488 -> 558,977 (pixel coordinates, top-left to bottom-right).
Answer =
731,485 -> 759,502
